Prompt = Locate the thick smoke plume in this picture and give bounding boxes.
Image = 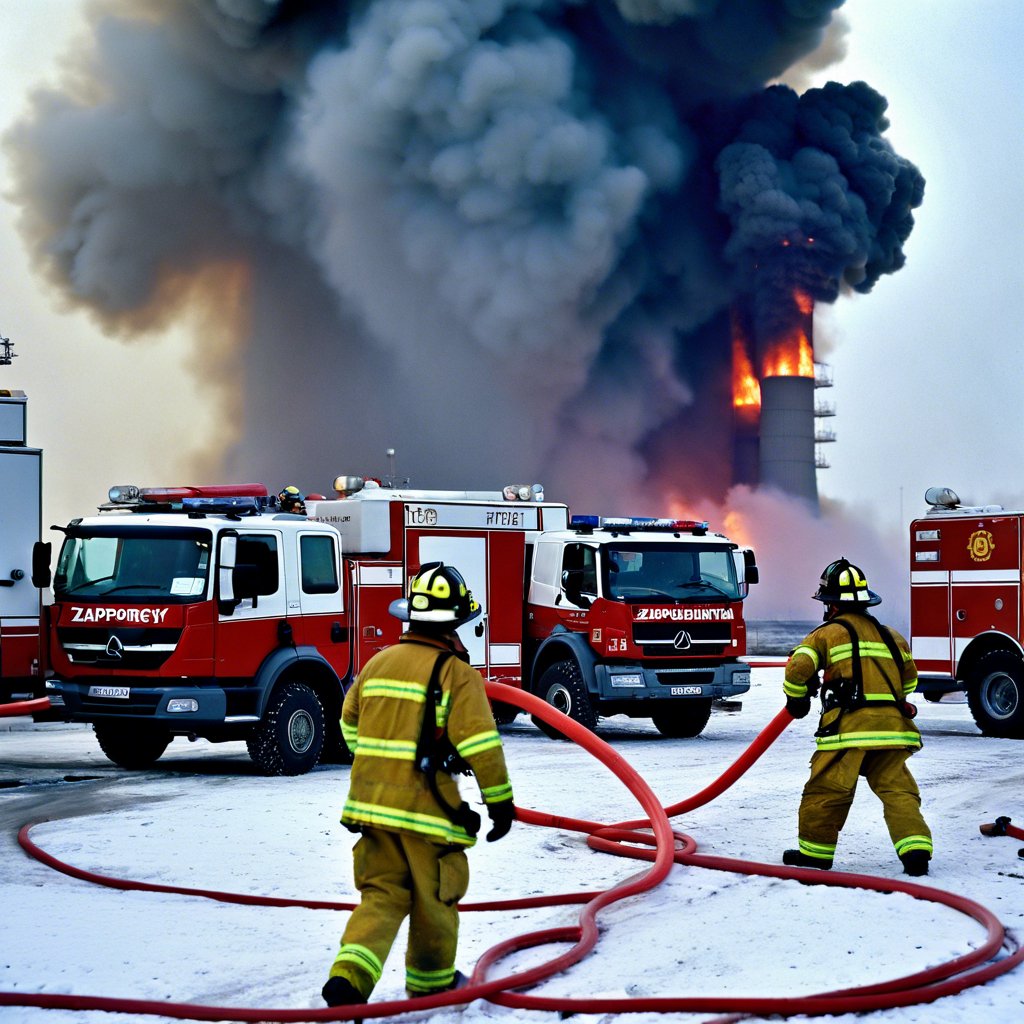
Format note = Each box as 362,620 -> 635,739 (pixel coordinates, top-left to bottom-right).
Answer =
6,0 -> 924,613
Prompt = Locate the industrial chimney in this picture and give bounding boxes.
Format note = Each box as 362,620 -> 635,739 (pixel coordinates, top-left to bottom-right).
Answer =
731,288 -> 824,508
759,375 -> 818,504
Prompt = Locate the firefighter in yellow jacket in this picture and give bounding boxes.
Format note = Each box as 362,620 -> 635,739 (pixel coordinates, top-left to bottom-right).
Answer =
782,558 -> 933,877
322,562 -> 515,1007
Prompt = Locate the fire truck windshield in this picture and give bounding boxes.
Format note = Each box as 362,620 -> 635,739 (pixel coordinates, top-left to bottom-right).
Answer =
603,543 -> 741,602
54,526 -> 213,603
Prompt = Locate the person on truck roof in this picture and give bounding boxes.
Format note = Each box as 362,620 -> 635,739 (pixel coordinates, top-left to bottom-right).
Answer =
781,558 -> 933,877
323,562 -> 515,1008
278,485 -> 305,514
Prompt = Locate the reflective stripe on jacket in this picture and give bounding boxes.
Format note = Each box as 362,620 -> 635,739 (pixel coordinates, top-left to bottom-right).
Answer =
341,632 -> 512,846
784,613 -> 922,752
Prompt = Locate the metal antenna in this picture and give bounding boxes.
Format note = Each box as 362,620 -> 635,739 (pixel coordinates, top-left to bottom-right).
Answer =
385,448 -> 396,487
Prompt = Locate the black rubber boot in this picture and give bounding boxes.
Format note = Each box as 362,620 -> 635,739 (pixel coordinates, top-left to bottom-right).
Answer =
900,850 -> 930,877
322,976 -> 366,1007
783,849 -> 833,870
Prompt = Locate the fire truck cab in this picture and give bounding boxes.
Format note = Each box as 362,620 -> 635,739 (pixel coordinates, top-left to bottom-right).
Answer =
42,485 -> 350,775
525,516 -> 755,738
910,486 -> 1024,738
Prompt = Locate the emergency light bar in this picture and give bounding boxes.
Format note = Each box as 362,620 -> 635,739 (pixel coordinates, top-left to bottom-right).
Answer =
108,483 -> 269,505
570,515 -> 709,533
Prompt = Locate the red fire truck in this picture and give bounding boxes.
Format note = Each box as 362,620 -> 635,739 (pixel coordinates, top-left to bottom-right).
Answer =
0,389 -> 43,704
910,486 -> 1024,738
40,478 -> 758,774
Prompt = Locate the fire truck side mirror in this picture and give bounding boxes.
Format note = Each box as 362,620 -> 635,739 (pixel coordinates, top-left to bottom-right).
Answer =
743,548 -> 759,586
561,569 -> 592,609
31,541 -> 52,589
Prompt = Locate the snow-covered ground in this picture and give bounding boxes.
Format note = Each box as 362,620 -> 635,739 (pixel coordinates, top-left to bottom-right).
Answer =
1,668 -> 1022,1023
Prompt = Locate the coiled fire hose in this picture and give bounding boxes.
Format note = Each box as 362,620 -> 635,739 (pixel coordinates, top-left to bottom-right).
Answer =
2,681 -> 1021,1021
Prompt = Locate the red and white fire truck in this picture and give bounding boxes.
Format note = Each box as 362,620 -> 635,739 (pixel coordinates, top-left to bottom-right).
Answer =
910,486 -> 1024,738
40,478 -> 758,774
0,389 -> 43,704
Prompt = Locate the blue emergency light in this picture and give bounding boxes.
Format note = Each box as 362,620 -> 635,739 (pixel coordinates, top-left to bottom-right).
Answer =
181,496 -> 265,515
570,515 -> 709,533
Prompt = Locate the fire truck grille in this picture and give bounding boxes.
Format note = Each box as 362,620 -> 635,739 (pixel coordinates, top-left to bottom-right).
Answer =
78,691 -> 164,716
57,627 -> 182,671
631,621 -> 732,658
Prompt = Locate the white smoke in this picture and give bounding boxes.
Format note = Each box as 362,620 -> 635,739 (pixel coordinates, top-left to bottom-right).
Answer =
670,485 -> 910,632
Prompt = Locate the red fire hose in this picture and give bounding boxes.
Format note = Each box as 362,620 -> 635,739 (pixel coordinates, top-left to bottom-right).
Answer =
2,681 -> 1021,1021
0,696 -> 50,718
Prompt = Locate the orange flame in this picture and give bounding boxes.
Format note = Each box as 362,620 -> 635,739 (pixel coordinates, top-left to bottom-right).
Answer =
762,289 -> 814,378
731,310 -> 760,410
733,336 -> 761,409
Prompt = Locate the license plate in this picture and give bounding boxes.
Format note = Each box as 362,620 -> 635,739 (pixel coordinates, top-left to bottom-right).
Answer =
671,685 -> 703,696
88,685 -> 130,699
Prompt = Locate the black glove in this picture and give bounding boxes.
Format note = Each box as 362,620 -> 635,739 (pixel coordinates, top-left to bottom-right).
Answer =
485,799 -> 515,843
786,695 -> 811,719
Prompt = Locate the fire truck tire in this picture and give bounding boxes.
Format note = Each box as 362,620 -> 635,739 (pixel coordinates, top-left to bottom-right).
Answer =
491,701 -> 519,726
532,660 -> 597,740
93,722 -> 171,770
966,651 -> 1024,739
651,698 -> 713,738
247,681 -> 325,776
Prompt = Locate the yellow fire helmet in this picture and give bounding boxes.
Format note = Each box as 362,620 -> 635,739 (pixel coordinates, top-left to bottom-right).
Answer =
389,562 -> 481,626
813,557 -> 882,607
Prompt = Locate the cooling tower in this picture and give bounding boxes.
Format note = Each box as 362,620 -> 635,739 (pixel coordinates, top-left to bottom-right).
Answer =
759,375 -> 818,505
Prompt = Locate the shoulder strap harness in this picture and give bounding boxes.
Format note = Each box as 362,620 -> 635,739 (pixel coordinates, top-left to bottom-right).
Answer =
413,648 -> 481,838
820,615 -> 906,715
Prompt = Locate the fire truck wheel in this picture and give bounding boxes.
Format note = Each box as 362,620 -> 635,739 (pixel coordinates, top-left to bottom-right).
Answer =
966,651 -> 1024,739
651,698 -> 713,738
491,701 -> 519,726
93,722 -> 171,770
532,660 -> 597,740
247,681 -> 326,776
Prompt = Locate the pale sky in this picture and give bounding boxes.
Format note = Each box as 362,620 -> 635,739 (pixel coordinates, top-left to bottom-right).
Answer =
1,0 -> 1022,546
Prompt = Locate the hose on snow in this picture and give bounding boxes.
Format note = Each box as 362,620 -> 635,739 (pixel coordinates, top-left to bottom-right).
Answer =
2,681 -> 1021,1021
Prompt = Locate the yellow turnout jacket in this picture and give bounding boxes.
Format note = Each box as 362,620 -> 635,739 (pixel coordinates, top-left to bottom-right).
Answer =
784,612 -> 922,752
340,631 -> 512,846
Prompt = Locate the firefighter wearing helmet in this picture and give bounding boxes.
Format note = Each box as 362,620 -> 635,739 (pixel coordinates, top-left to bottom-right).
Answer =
278,485 -> 305,514
323,562 -> 515,1008
781,558 -> 933,876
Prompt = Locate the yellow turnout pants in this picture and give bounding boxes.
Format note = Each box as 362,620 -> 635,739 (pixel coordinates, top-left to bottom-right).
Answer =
328,829 -> 470,998
797,748 -> 933,863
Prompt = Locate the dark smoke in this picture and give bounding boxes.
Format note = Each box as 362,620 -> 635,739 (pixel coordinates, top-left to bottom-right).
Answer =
4,0 -> 922,512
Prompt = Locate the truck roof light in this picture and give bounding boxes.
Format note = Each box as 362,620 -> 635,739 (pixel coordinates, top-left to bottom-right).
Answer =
334,476 -> 365,496
105,483 -> 270,511
570,515 -> 709,533
182,496 -> 264,515
924,486 -> 960,509
503,483 -> 545,502
108,485 -> 142,504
